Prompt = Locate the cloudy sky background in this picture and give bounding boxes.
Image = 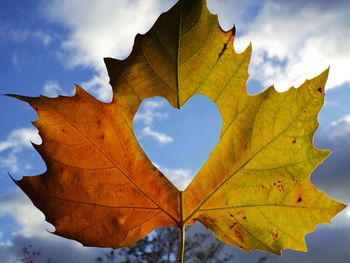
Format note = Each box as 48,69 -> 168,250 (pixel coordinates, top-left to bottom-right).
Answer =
1,0 -> 350,262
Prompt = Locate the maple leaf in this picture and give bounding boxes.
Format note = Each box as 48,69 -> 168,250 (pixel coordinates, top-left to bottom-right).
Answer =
9,0 -> 345,261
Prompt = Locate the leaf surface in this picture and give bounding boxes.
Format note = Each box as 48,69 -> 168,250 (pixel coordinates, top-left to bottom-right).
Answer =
183,71 -> 343,253
11,90 -> 179,247
12,0 -> 344,254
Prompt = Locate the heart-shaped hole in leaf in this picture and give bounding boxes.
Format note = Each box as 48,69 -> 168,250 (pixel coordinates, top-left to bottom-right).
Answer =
133,95 -> 222,190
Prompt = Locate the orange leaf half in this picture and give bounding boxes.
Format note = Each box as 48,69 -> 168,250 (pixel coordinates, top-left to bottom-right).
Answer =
10,90 -> 179,247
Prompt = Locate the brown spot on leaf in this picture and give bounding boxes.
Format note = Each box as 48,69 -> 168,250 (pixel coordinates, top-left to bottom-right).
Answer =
272,229 -> 280,240
236,209 -> 245,216
230,214 -> 234,218
229,222 -> 237,229
278,185 -> 285,192
292,139 -> 296,144
243,216 -> 247,220
235,228 -> 244,243
317,87 -> 322,93
274,181 -> 285,192
297,197 -> 303,203
101,135 -> 105,139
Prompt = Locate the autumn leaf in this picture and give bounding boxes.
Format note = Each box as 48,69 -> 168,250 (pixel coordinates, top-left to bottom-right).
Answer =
10,89 -> 180,248
9,0 -> 344,260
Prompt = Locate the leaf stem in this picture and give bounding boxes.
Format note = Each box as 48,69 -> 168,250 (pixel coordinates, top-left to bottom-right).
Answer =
179,191 -> 185,263
180,224 -> 185,263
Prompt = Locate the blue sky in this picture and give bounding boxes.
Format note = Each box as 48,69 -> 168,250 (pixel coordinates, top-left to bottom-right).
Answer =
1,0 -> 350,262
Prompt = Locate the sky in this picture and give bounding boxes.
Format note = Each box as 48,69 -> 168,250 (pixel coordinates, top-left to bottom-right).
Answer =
1,0 -> 350,262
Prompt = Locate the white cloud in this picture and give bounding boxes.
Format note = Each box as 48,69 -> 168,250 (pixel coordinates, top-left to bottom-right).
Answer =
0,128 -> 41,152
134,99 -> 173,145
80,72 -> 112,102
134,100 -> 168,125
11,53 -> 22,70
331,114 -> 350,126
312,114 -> 350,207
42,0 -> 176,101
0,128 -> 41,173
329,114 -> 350,140
43,0 -> 175,69
162,167 -> 193,191
154,163 -> 193,191
0,190 -> 110,262
11,53 -> 19,66
0,23 -> 53,45
0,21 -> 56,46
141,126 -> 173,145
40,0 -> 350,95
229,0 -> 350,91
9,29 -> 53,45
41,0 -> 350,100
42,81 -> 65,97
0,191 -> 47,238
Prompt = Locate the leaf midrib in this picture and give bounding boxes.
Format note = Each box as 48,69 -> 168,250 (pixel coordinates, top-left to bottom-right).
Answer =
199,204 -> 338,211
